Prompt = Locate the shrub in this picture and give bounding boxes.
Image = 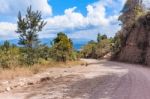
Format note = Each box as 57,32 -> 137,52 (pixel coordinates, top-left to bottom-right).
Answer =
0,42 -> 19,69
19,48 -> 39,66
50,32 -> 75,62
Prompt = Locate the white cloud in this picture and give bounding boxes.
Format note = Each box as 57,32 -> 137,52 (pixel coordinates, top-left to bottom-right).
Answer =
44,0 -> 124,39
0,22 -> 16,31
0,0 -> 52,40
68,22 -> 121,40
0,0 -> 52,17
46,7 -> 87,31
46,0 -> 113,30
0,0 -> 127,40
0,22 -> 18,40
86,2 -> 109,26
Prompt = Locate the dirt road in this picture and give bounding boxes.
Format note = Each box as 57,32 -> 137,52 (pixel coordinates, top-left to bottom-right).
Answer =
1,59 -> 150,99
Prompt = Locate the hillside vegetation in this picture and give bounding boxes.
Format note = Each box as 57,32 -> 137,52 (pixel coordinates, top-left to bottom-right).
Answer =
0,6 -> 81,78
111,0 -> 150,66
80,34 -> 112,59
80,0 -> 150,65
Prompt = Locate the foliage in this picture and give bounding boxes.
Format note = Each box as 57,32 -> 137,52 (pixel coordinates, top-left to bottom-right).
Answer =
111,34 -> 122,55
0,6 -> 80,71
112,0 -> 145,58
38,44 -> 50,60
97,33 -> 108,43
19,47 -> 39,66
80,41 -> 97,58
119,0 -> 144,26
16,6 -> 47,65
81,34 -> 111,59
97,33 -> 101,43
96,39 -> 111,58
16,6 -> 46,48
0,41 -> 19,68
50,32 -> 75,62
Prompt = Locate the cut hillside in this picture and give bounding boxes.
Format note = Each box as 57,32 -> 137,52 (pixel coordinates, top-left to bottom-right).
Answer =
118,12 -> 150,65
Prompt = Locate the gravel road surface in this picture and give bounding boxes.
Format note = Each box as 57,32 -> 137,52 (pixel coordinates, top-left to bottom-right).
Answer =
0,59 -> 150,99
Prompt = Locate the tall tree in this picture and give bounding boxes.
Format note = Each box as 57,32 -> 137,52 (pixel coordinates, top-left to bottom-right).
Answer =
16,6 -> 47,48
16,6 -> 47,65
97,33 -> 101,43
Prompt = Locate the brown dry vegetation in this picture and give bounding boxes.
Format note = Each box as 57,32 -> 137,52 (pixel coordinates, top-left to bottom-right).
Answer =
0,60 -> 83,80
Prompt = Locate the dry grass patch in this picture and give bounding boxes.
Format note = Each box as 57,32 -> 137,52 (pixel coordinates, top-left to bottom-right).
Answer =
0,60 -> 83,80
0,67 -> 32,80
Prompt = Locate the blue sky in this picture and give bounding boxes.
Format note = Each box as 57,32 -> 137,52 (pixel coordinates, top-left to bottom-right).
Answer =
0,0 -> 129,42
48,0 -> 100,16
0,0 -> 149,42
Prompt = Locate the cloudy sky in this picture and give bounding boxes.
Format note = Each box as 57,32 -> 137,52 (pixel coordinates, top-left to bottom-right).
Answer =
0,0 -> 127,41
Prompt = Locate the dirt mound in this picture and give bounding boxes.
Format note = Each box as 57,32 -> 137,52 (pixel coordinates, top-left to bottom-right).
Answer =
118,12 -> 150,65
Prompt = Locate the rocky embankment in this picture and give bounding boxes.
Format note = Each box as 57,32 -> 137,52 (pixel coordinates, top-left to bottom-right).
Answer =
118,12 -> 150,65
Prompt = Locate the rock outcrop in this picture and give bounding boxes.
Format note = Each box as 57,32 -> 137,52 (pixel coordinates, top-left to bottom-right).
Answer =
118,12 -> 150,65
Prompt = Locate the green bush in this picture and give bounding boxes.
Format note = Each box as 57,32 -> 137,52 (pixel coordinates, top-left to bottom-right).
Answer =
80,41 -> 97,58
0,41 -> 19,69
19,48 -> 39,66
80,34 -> 111,59
50,32 -> 75,62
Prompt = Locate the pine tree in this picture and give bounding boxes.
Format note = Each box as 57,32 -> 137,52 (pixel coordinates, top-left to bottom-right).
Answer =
16,6 -> 47,65
97,33 -> 101,43
16,6 -> 46,48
